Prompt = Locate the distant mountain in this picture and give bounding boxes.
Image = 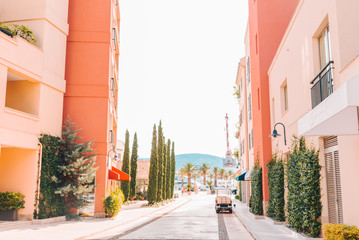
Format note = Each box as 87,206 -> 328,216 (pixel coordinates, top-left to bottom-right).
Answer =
175,153 -> 223,171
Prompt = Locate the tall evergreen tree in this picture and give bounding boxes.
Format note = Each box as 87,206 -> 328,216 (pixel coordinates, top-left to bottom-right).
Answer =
130,133 -> 138,199
156,121 -> 164,202
162,137 -> 167,200
147,124 -> 158,204
56,118 -> 97,214
165,139 -> 171,199
170,142 -> 176,198
121,130 -> 130,201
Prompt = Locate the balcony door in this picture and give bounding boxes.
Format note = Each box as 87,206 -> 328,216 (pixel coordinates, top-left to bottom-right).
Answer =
319,26 -> 331,69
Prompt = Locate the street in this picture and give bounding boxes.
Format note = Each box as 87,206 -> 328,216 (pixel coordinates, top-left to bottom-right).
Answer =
0,193 -> 253,240
91,193 -> 253,240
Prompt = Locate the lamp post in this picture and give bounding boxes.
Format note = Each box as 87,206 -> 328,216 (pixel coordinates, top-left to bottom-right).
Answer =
107,145 -> 119,169
269,122 -> 287,145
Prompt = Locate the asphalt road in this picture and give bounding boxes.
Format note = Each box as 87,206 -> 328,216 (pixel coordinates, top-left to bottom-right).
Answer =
105,193 -> 253,240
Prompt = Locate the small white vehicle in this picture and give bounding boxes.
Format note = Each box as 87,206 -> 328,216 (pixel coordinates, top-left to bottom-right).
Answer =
215,188 -> 233,213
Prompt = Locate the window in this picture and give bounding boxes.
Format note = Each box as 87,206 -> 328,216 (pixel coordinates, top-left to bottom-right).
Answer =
112,28 -> 117,50
280,80 -> 288,114
319,26 -> 331,70
248,93 -> 252,120
247,57 -> 251,83
109,130 -> 114,143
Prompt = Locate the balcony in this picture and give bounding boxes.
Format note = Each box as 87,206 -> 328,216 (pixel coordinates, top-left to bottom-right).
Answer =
310,61 -> 334,108
298,76 -> 359,136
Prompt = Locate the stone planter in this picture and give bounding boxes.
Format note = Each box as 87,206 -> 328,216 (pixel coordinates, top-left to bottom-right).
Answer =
0,210 -> 17,221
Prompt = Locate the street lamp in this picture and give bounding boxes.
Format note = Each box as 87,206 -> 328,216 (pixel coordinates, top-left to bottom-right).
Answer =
269,122 -> 287,145
107,145 -> 119,168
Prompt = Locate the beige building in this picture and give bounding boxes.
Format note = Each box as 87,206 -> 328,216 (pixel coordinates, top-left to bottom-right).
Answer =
268,0 -> 359,226
236,25 -> 254,205
0,0 -> 69,220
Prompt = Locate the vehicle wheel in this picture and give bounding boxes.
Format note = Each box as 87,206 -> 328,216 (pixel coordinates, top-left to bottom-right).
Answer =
216,210 -> 220,213
229,210 -> 233,213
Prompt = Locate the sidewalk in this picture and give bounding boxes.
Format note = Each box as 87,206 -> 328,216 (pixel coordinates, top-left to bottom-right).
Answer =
232,199 -> 297,240
0,196 -> 190,240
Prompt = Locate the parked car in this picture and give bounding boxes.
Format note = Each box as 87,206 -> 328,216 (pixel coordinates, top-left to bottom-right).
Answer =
215,188 -> 233,213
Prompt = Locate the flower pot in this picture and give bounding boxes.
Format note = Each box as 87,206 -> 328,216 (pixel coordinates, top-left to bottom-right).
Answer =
0,210 -> 18,221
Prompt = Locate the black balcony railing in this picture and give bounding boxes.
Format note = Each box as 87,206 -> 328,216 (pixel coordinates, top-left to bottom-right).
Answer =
310,61 -> 334,109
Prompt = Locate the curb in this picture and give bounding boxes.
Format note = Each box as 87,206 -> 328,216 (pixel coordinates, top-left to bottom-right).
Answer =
32,216 -> 66,225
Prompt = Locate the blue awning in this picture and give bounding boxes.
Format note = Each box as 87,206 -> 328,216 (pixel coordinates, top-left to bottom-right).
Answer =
236,169 -> 252,181
236,171 -> 247,181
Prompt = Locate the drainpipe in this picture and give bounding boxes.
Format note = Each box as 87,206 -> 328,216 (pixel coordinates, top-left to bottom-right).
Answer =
34,142 -> 43,218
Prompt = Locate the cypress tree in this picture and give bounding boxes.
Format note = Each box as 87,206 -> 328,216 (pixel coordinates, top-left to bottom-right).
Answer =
170,142 -> 176,198
165,139 -> 171,199
147,124 -> 158,204
130,133 -> 138,199
162,138 -> 167,199
157,121 -> 164,202
121,130 -> 130,201
56,118 -> 97,214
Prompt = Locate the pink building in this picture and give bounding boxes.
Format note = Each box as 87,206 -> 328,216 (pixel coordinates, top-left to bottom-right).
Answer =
268,0 -> 359,225
0,1 -> 69,220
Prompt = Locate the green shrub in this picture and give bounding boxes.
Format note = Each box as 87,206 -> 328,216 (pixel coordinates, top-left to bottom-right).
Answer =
0,22 -> 36,43
287,136 -> 322,237
249,161 -> 263,215
323,224 -> 359,240
34,134 -> 65,219
0,192 -> 25,211
103,187 -> 125,218
267,154 -> 285,222
235,195 -> 240,200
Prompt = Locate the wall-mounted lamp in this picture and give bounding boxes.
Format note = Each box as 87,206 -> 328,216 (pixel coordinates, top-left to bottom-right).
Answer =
107,145 -> 119,168
269,122 -> 287,145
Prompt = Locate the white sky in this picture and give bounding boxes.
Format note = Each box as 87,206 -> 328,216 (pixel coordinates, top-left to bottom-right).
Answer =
118,0 -> 248,158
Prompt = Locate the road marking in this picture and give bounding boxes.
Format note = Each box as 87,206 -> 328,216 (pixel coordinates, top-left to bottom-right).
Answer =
217,214 -> 229,240
108,199 -> 192,240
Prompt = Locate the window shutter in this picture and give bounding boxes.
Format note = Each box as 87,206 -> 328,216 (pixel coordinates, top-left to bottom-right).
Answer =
324,136 -> 343,224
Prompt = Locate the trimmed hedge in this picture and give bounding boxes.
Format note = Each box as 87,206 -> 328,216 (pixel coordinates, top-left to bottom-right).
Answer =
323,224 -> 359,240
267,154 -> 285,222
0,192 -> 25,211
249,162 -> 263,215
34,134 -> 65,219
287,137 -> 322,237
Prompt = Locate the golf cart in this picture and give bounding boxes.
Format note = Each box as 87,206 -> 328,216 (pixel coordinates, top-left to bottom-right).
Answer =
215,188 -> 233,213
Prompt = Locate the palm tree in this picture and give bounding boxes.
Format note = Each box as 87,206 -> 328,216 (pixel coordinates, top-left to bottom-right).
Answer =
183,162 -> 196,187
213,167 -> 219,186
198,163 -> 210,186
193,170 -> 201,186
219,168 -> 225,179
208,172 -> 214,184
178,168 -> 186,189
228,170 -> 234,180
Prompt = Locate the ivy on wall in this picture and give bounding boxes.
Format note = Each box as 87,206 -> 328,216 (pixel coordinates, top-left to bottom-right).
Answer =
34,134 -> 65,219
267,154 -> 285,222
249,161 -> 263,215
287,136 -> 322,237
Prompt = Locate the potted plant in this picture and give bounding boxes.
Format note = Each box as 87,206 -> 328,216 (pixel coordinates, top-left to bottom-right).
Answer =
0,192 -> 25,221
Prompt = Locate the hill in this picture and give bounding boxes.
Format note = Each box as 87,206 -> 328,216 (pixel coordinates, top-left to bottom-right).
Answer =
175,153 -> 223,171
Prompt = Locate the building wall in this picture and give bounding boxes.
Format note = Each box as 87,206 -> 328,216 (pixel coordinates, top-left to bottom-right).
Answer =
0,0 -> 68,219
247,0 -> 299,204
268,0 -> 359,226
64,0 -> 120,216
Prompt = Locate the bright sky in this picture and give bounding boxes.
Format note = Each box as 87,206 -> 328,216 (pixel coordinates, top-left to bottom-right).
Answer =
118,0 -> 248,158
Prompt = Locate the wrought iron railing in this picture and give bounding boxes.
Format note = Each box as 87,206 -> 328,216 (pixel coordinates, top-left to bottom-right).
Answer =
310,61 -> 334,108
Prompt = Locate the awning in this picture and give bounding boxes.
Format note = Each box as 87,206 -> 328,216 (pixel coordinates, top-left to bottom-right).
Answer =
111,166 -> 131,181
236,169 -> 252,181
108,169 -> 120,181
236,172 -> 246,181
